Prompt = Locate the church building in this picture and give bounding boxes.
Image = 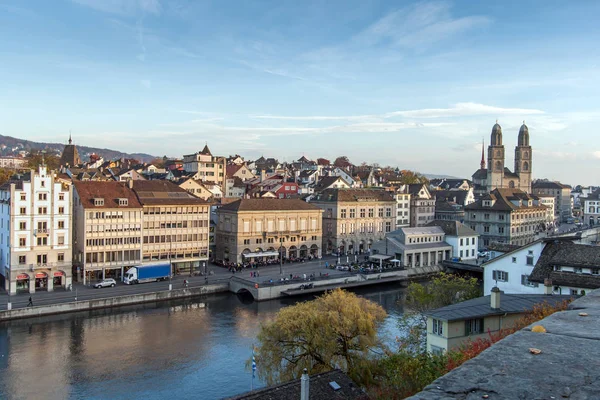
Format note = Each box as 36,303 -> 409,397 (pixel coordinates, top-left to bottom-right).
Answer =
472,121 -> 532,196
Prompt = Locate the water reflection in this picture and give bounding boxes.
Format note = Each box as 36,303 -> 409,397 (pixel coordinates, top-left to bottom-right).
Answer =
0,284 -> 405,400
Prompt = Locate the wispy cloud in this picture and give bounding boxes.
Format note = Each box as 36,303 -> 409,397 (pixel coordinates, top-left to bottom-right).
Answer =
71,0 -> 162,16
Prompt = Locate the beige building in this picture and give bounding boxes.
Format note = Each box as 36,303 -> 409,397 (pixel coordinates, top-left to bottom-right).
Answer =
465,188 -> 547,248
532,181 -> 572,222
182,144 -> 226,188
178,178 -> 213,200
406,184 -> 435,227
73,181 -> 143,283
215,199 -> 323,263
310,188 -> 396,255
132,181 -> 211,274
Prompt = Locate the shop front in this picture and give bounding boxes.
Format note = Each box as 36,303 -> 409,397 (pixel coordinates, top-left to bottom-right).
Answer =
16,273 -> 30,293
35,272 -> 48,291
53,271 -> 66,289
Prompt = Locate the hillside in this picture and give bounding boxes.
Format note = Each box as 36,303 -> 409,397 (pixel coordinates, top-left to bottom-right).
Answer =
0,134 -> 156,163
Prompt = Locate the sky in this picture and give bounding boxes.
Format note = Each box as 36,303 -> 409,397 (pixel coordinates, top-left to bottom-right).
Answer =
1,0 -> 599,185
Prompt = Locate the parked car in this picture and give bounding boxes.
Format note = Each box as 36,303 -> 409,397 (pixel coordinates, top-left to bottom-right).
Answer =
477,251 -> 490,258
93,278 -> 116,289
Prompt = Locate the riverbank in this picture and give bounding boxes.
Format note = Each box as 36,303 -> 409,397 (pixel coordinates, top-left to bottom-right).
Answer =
0,282 -> 229,322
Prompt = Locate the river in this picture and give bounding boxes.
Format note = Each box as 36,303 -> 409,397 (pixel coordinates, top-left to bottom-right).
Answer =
0,284 -> 406,400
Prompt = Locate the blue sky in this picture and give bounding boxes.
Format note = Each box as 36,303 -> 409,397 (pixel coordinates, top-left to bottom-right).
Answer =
1,0 -> 599,184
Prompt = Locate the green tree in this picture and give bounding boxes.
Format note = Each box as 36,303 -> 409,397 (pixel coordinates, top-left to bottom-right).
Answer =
252,288 -> 386,386
0,168 -> 14,185
399,170 -> 430,185
26,150 -> 60,171
399,273 -> 481,353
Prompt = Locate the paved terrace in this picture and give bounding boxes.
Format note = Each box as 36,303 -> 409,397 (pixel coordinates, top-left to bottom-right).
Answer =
409,289 -> 600,400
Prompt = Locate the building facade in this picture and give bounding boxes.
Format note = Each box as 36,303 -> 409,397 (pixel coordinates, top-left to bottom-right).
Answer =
532,181 -> 572,222
215,199 -> 323,263
464,189 -> 547,248
1,166 -> 73,294
486,122 -> 532,193
582,188 -> 600,226
73,181 -> 143,283
427,220 -> 479,260
133,180 -> 210,274
310,189 -> 396,255
406,184 -> 435,227
182,144 -> 226,188
395,190 -> 411,229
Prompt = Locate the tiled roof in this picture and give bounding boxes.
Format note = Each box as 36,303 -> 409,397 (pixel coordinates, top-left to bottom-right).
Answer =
312,188 -> 395,203
465,188 -> 546,212
472,168 -> 487,179
219,198 -> 321,212
532,181 -> 572,190
427,220 -> 477,237
226,164 -> 242,178
73,181 -> 142,208
59,144 -> 82,167
426,293 -> 575,322
314,176 -> 347,191
200,144 -> 212,156
529,240 -> 600,289
433,189 -> 469,205
132,180 -> 209,205
226,370 -> 368,400
503,167 -> 520,179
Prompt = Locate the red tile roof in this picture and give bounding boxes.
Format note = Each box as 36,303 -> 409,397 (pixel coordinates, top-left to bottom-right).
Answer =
73,181 -> 142,209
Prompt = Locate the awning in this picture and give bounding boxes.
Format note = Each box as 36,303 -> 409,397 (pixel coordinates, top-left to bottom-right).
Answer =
369,254 -> 392,261
243,251 -> 280,258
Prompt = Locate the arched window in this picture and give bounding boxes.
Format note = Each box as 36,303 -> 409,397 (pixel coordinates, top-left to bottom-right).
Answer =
523,161 -> 529,171
509,181 -> 515,188
523,151 -> 529,159
495,161 -> 502,171
495,150 -> 501,157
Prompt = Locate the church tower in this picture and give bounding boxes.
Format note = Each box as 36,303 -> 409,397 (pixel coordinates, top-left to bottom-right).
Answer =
486,121 -> 505,191
514,121 -> 532,193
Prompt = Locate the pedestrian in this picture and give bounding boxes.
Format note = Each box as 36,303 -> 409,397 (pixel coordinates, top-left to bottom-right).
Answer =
27,296 -> 33,307
257,271 -> 259,277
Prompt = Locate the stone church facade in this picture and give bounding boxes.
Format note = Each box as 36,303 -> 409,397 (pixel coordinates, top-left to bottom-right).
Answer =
472,121 -> 532,196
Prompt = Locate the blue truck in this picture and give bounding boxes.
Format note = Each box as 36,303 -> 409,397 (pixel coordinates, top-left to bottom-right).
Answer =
124,264 -> 171,284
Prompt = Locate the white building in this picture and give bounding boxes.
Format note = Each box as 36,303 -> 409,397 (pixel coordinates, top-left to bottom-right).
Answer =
395,191 -> 411,229
537,195 -> 556,224
427,220 -> 479,260
0,166 -> 73,294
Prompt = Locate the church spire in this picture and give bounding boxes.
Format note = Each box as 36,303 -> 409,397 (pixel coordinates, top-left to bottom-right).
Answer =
480,138 -> 485,170
68,131 -> 72,145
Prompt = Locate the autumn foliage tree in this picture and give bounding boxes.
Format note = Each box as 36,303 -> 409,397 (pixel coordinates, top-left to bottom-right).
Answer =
26,150 -> 60,171
399,170 -> 429,185
252,288 -> 386,386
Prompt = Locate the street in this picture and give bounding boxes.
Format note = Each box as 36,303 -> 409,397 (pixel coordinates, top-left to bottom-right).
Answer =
0,255 -> 346,311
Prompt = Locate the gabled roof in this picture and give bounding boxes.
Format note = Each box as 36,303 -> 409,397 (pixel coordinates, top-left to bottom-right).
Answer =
226,164 -> 243,178
219,198 -> 321,212
200,144 -> 212,156
73,181 -> 142,209
532,181 -> 572,190
465,188 -> 546,212
132,180 -> 209,205
426,293 -> 574,322
314,176 -> 349,192
503,167 -> 520,179
433,189 -> 470,205
427,220 -> 477,237
311,188 -> 395,203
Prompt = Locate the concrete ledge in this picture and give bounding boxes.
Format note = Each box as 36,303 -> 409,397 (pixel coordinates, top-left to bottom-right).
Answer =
408,290 -> 600,399
0,283 -> 229,322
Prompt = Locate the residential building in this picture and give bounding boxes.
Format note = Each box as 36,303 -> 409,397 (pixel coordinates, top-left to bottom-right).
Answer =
182,144 -> 226,188
537,195 -> 556,224
133,180 -> 210,275
215,199 -> 323,263
0,166 -> 73,294
370,226 -> 452,267
395,190 -> 411,229
433,199 -> 465,222
313,176 -> 351,193
427,220 -> 479,260
178,178 -> 213,200
429,178 -> 472,191
464,188 -> 547,248
406,184 -> 435,227
226,164 -> 255,182
0,156 -> 26,169
426,289 -> 573,354
310,188 -> 396,255
225,177 -> 246,198
72,181 -> 143,284
272,182 -> 299,199
532,180 -> 572,222
582,188 -> 600,226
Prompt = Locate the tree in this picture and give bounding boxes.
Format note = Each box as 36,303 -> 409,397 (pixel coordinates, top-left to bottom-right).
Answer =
252,288 -> 386,386
399,170 -> 430,185
26,150 -> 60,171
333,156 -> 352,169
149,157 -> 166,168
0,168 -> 14,185
398,273 -> 481,353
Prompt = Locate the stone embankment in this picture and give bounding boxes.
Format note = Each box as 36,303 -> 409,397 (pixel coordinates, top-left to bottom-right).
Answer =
408,289 -> 600,399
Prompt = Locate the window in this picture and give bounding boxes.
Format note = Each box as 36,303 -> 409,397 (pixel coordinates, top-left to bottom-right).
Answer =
574,267 -> 583,274
378,208 -> 383,217
20,207 -> 26,215
349,209 -> 356,218
512,257 -> 517,263
460,238 -> 464,246
243,239 -> 250,245
499,227 -> 504,234
521,275 -> 539,287
58,220 -> 65,229
58,253 -> 65,262
368,208 -> 374,218
484,213 -> 490,220
20,193 -> 26,201
37,254 -> 47,265
256,238 -> 263,244
360,209 -> 365,218
59,193 -> 65,201
40,180 -> 45,187
459,250 -> 463,258
58,207 -> 65,214
18,255 -> 26,264
19,222 -> 26,230
94,198 -> 104,206
19,237 -> 26,247
385,222 -> 391,232
484,226 -> 490,233
432,319 -> 443,336
119,198 -> 128,206
499,214 -> 505,220
386,208 -> 392,217
526,255 -> 534,266
38,207 -> 47,214
570,289 -> 579,295
37,237 -> 48,246
493,270 -> 509,282
58,235 -> 65,245
341,209 -> 346,218
38,193 -> 47,201
465,318 -> 484,335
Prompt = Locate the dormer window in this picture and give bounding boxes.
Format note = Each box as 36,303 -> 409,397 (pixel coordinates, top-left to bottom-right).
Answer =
94,198 -> 104,206
118,198 -> 128,206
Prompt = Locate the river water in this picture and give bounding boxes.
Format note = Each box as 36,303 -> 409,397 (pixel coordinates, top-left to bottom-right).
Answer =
0,284 -> 405,400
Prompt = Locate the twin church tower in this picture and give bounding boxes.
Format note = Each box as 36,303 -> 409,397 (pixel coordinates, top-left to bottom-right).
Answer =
474,121 -> 532,194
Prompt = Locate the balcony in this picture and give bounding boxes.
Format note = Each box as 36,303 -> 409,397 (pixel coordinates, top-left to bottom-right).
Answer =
34,228 -> 50,237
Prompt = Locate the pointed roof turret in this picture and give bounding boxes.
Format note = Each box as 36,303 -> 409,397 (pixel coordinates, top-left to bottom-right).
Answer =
480,139 -> 486,170
60,133 -> 81,168
200,143 -> 212,156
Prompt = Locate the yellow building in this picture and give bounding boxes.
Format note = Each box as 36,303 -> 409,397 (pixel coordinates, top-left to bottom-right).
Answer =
215,199 -> 323,263
182,144 -> 226,188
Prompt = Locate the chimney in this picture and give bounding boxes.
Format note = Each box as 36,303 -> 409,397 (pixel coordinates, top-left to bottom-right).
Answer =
544,278 -> 553,295
491,286 -> 501,309
128,179 -> 133,189
260,169 -> 266,183
300,368 -> 309,400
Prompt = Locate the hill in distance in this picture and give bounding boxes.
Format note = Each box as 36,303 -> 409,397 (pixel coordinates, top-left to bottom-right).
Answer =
0,134 -> 156,163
